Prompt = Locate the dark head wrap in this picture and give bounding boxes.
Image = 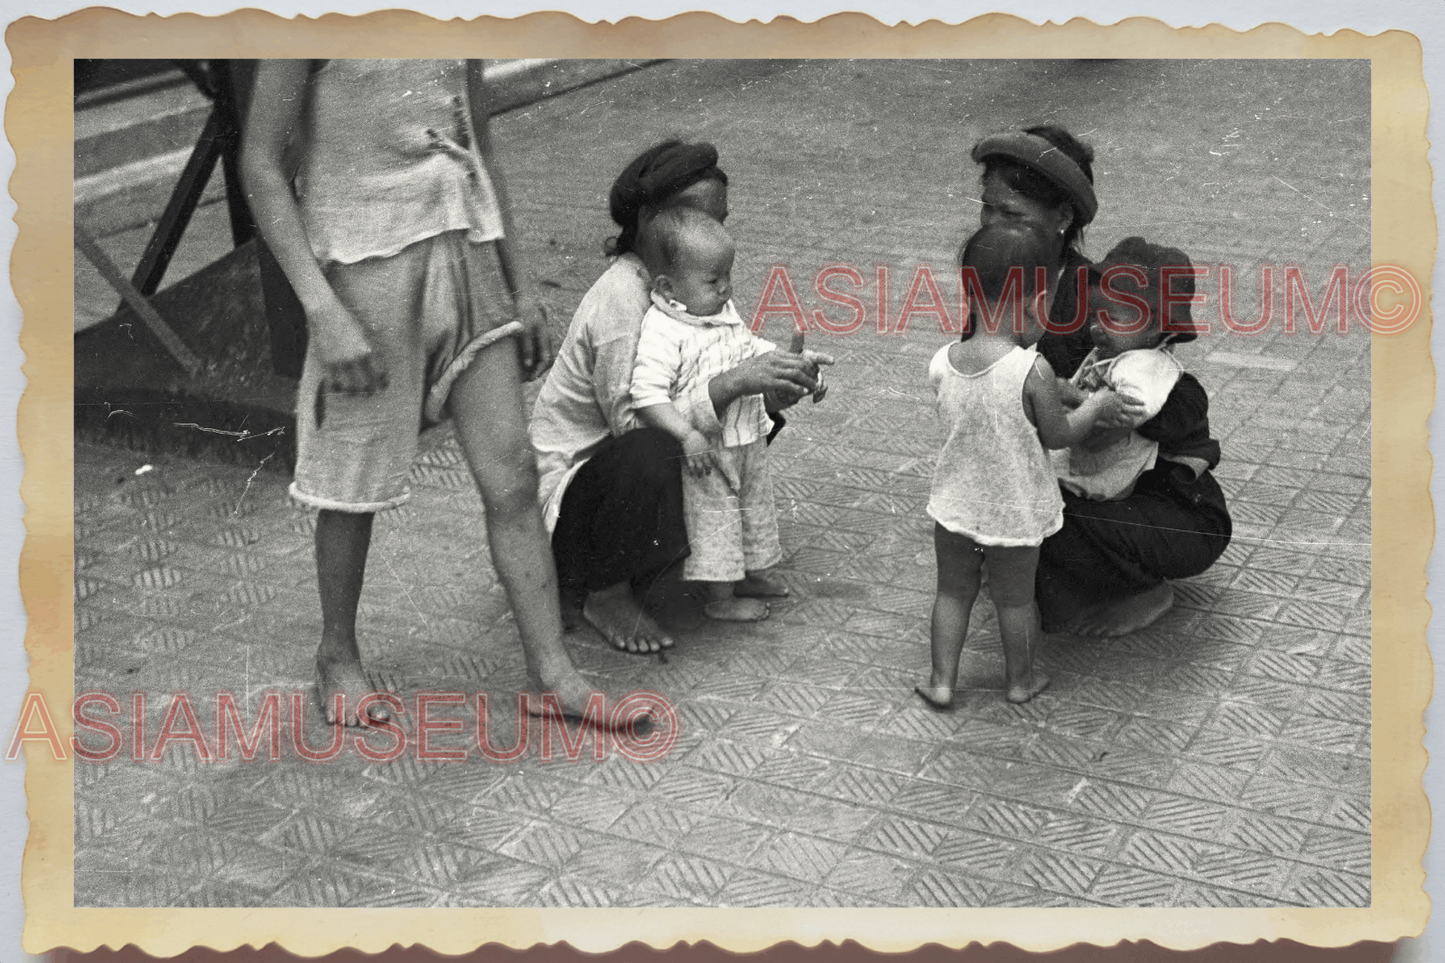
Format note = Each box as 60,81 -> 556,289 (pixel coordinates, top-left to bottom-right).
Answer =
972,130 -> 1098,227
607,140 -> 726,256
1096,236 -> 1202,343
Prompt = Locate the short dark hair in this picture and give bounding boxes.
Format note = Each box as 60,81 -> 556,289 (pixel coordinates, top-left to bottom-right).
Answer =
641,207 -> 726,277
1091,236 -> 1201,344
958,222 -> 1059,306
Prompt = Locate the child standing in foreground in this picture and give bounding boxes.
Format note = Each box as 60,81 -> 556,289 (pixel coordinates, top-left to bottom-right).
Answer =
242,60 -> 598,726
917,224 -> 1122,707
631,209 -> 823,621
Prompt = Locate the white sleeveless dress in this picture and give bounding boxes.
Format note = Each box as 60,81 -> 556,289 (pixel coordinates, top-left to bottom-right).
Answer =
926,344 -> 1064,547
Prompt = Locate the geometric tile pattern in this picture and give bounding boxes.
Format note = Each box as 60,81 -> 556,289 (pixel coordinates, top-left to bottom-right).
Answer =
74,59 -> 1369,907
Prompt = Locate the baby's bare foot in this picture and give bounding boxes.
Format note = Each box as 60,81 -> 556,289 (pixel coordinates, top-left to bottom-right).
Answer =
914,684 -> 954,710
736,570 -> 790,598
703,597 -> 770,621
1006,672 -> 1051,704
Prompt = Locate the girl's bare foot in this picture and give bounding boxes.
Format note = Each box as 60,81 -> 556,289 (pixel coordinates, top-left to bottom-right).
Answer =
1075,583 -> 1174,637
523,675 -> 653,729
703,597 -> 770,621
582,583 -> 675,654
914,684 -> 954,710
1006,672 -> 1051,704
736,570 -> 790,598
315,642 -> 389,727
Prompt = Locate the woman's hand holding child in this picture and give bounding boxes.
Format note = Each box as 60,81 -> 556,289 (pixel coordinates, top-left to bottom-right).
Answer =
787,331 -> 834,403
720,349 -> 832,414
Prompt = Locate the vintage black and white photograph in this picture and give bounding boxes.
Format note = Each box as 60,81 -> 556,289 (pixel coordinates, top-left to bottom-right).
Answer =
71,54 -> 1372,911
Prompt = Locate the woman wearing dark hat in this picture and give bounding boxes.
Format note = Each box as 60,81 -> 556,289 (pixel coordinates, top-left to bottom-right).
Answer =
971,124 -> 1100,378
1038,237 -> 1232,636
530,140 -> 824,654
969,128 -> 1231,636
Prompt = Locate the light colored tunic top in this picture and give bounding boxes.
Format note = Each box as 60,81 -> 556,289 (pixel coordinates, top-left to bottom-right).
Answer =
530,256 -> 722,534
296,59 -> 505,265
1052,346 -> 1183,501
927,343 -> 1063,547
632,294 -> 775,448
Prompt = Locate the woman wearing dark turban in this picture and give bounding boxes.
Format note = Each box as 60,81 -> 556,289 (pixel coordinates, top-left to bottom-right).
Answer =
969,126 -> 1231,637
530,140 -> 824,653
971,124 -> 1100,376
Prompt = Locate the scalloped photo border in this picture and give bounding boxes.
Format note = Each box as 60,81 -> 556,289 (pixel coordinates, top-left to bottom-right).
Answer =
11,9 -> 1432,957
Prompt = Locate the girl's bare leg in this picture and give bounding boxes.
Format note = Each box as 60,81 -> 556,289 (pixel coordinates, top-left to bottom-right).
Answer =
917,524 -> 983,709
315,509 -> 377,726
984,544 -> 1051,704
450,340 -> 594,716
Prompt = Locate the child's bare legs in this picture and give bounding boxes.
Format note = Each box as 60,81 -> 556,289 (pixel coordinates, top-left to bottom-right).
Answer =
917,524 -> 983,709
983,544 -> 1051,704
450,341 -> 594,716
702,581 -> 769,621
315,509 -> 379,726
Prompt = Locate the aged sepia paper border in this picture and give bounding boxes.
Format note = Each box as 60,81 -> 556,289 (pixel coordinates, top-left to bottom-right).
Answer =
13,9 -> 1432,956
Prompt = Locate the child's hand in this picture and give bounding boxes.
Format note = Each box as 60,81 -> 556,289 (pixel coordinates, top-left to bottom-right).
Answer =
1084,387 -> 1124,425
682,431 -> 716,478
311,301 -> 387,394
1095,390 -> 1147,429
1056,377 -> 1087,409
514,294 -> 556,381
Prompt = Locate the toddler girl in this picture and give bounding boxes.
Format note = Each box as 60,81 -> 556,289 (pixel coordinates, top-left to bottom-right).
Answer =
630,208 -> 815,621
916,223 -> 1122,707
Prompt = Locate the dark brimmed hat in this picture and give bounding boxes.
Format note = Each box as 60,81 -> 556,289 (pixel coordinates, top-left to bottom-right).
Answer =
1095,236 -> 1203,343
971,130 -> 1098,226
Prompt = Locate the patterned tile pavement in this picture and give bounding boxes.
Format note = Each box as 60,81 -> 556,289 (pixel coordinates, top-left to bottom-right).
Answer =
73,59 -> 1370,908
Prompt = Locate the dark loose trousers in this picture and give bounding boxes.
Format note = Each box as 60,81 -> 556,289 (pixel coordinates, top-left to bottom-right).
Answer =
550,414 -> 786,593
551,427 -> 690,592
1030,350 -> 1233,631
1035,462 -> 1232,631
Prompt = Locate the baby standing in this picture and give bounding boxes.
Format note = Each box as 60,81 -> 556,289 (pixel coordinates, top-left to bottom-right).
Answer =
917,223 -> 1122,707
630,208 -> 807,621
